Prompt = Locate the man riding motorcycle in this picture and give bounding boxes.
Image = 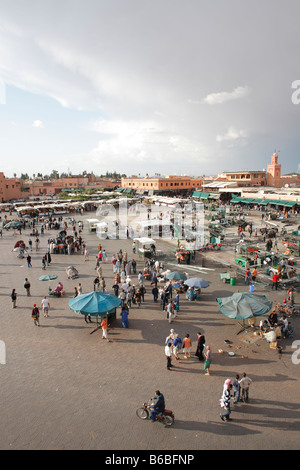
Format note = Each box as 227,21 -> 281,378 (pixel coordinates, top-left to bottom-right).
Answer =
150,390 -> 165,422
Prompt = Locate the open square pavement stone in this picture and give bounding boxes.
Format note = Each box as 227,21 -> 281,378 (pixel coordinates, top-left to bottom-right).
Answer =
0,214 -> 299,451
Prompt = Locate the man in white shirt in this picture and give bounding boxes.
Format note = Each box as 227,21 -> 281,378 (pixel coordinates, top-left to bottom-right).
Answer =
165,342 -> 173,370
41,296 -> 50,317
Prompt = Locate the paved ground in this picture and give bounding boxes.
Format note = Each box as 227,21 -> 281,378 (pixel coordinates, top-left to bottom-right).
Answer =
0,212 -> 299,451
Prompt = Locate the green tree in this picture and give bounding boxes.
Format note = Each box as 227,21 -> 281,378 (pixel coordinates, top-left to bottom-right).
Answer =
50,170 -> 59,180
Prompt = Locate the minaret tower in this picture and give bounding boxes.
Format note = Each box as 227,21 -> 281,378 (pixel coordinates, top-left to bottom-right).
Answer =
267,151 -> 281,187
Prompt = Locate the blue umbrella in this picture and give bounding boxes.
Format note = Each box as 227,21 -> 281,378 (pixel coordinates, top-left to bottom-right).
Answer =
217,292 -> 272,320
69,291 -> 121,317
184,278 -> 210,289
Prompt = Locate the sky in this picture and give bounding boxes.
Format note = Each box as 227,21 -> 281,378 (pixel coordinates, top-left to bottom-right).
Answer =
0,0 -> 300,178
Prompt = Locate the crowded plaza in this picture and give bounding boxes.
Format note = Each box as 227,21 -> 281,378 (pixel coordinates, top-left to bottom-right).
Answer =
0,193 -> 299,450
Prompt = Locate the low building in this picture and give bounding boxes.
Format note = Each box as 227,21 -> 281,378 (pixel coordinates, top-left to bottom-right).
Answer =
0,172 -> 23,202
28,176 -> 90,196
220,170 -> 266,187
121,175 -> 203,193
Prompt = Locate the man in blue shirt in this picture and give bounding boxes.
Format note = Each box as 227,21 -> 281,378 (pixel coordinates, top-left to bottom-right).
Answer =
150,390 -> 165,422
172,335 -> 182,360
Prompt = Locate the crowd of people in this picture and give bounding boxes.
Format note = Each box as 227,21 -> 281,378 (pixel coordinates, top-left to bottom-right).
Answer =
164,328 -> 212,375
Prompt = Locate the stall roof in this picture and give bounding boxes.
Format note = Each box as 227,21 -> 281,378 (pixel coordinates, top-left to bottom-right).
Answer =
86,218 -> 100,223
134,237 -> 156,245
192,191 -> 210,199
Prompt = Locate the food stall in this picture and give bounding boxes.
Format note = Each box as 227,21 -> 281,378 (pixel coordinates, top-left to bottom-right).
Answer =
86,218 -> 100,232
134,237 -> 156,259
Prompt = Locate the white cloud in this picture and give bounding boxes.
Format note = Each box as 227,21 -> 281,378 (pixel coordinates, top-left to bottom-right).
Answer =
216,126 -> 248,144
32,120 -> 44,128
0,2 -> 299,176
203,86 -> 251,105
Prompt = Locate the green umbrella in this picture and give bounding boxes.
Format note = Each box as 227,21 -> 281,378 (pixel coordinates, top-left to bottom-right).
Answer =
39,275 -> 58,281
69,291 -> 122,334
166,271 -> 187,281
69,291 -> 121,316
4,221 -> 22,229
217,292 -> 272,320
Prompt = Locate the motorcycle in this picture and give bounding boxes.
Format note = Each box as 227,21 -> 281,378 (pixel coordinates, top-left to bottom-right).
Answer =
136,399 -> 175,426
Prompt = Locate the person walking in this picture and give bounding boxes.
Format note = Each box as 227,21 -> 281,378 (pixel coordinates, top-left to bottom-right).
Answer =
41,296 -> 50,317
233,374 -> 241,403
131,258 -> 136,274
251,268 -> 258,283
195,331 -> 206,361
167,300 -> 173,324
46,250 -> 52,265
172,334 -> 182,360
239,372 -> 252,403
220,383 -> 233,422
11,289 -> 17,308
99,277 -> 106,292
101,316 -> 109,341
165,341 -> 173,370
174,292 -> 180,312
112,282 -> 119,297
287,286 -> 295,306
26,254 -> 32,268
139,284 -> 146,302
152,285 -> 158,302
119,289 -> 126,308
126,288 -> 133,308
24,278 -> 31,296
272,272 -> 279,290
204,345 -> 212,375
244,268 -> 251,285
120,304 -> 129,328
93,276 -> 100,291
32,304 -> 40,326
133,288 -> 140,307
